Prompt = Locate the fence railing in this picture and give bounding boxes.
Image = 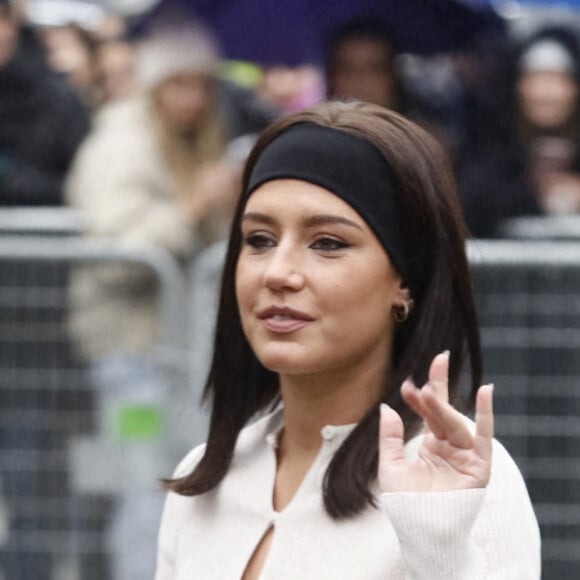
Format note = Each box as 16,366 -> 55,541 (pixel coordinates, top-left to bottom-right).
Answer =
0,235 -> 196,580
0,208 -> 87,237
1,219 -> 580,579
498,215 -> 580,241
468,240 -> 580,580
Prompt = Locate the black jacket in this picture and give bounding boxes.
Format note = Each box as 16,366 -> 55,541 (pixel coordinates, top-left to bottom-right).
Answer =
457,139 -> 544,238
0,30 -> 90,206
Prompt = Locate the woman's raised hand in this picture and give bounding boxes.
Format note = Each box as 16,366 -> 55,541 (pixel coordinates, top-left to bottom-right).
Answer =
378,352 -> 494,493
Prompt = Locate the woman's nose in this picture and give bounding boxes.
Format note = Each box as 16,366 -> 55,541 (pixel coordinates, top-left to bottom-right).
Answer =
263,246 -> 305,291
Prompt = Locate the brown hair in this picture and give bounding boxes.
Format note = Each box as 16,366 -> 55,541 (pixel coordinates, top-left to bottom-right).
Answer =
166,101 -> 482,519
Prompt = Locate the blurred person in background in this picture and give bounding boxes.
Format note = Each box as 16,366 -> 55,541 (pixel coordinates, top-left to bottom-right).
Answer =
95,36 -> 138,106
40,22 -> 100,107
40,15 -> 140,110
91,12 -> 138,107
67,20 -> 240,360
457,25 -> 580,238
324,18 -> 461,155
325,19 -> 409,114
257,64 -> 324,113
400,25 -> 509,168
65,20 -> 241,580
0,0 -> 90,205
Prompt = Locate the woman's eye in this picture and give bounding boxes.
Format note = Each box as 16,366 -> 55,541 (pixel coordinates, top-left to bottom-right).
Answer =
311,237 -> 351,251
244,234 -> 276,249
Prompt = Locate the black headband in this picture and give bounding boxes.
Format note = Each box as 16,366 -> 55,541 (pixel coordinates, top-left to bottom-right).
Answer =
245,123 -> 408,280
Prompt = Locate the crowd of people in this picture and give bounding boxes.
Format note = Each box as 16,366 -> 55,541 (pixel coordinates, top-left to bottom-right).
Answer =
0,0 -> 577,577
2,2 -> 580,233
1,1 -> 580,228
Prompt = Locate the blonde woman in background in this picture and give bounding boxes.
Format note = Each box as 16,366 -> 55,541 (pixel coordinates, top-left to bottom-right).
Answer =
65,20 -> 240,580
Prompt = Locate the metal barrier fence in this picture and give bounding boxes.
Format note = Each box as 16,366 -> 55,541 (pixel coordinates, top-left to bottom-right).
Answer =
1,227 -> 580,578
0,235 -> 197,580
469,240 -> 580,580
0,208 -> 86,237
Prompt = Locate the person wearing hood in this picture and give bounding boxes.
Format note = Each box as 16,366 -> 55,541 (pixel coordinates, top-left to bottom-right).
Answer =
457,24 -> 580,237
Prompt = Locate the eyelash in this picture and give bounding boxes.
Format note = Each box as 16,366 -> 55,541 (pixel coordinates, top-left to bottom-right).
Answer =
243,234 -> 352,252
311,237 -> 351,251
245,234 -> 275,249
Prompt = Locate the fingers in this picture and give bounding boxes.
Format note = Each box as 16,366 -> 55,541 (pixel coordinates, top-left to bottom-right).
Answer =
401,379 -> 447,440
474,384 -> 494,461
379,403 -> 405,465
397,351 -> 494,456
403,382 -> 473,449
403,351 -> 450,437
402,378 -> 495,458
427,350 -> 450,403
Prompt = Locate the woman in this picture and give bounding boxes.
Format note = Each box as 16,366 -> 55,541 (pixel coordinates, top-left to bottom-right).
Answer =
156,101 -> 541,579
458,24 -> 580,237
325,19 -> 407,113
66,21 -> 237,359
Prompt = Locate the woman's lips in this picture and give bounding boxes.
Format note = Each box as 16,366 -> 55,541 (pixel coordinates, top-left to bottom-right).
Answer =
258,306 -> 314,333
262,316 -> 313,333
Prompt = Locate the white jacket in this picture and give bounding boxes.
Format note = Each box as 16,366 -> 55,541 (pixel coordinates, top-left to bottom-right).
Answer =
65,98 -> 199,357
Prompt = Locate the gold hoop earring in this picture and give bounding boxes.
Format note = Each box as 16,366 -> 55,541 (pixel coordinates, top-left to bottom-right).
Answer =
392,299 -> 414,323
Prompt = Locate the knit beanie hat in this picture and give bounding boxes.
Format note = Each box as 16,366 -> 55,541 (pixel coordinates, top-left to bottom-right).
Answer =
516,25 -> 580,83
519,39 -> 575,75
136,22 -> 220,90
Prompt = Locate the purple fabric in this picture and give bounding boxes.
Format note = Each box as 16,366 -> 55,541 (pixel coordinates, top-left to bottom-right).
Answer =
149,0 -> 503,65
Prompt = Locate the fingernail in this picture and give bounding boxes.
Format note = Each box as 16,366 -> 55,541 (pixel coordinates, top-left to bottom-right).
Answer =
488,383 -> 494,392
380,403 -> 390,413
441,349 -> 450,357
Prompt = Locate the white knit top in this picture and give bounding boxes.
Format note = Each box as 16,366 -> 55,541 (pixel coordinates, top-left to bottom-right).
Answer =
155,409 -> 541,579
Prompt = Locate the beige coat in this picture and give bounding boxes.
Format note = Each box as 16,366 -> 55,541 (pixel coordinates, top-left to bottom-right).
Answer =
66,97 -> 220,358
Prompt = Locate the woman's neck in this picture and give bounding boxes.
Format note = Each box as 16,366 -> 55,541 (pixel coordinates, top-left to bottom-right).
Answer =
278,357 -> 387,456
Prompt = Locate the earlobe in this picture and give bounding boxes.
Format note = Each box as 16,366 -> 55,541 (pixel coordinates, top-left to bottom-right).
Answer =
392,299 -> 414,323
391,286 -> 414,324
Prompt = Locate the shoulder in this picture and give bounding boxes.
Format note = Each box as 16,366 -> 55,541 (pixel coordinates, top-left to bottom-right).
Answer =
237,408 -> 284,450
68,98 -> 160,182
88,97 -> 155,147
172,441 -> 207,479
95,96 -> 149,127
170,407 -> 282,478
158,443 -> 207,539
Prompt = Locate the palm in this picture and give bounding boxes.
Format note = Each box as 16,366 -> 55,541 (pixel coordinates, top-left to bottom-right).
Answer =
378,353 -> 493,494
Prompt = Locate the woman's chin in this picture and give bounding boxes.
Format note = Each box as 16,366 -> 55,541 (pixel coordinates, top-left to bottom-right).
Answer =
257,351 -> 322,376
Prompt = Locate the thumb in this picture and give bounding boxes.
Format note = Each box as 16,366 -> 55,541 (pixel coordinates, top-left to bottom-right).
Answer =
379,403 -> 405,466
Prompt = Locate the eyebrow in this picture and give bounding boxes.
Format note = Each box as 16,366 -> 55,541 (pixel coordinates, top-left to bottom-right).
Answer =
241,212 -> 364,231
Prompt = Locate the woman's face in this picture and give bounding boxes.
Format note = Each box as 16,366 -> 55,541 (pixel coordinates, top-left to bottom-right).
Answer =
517,70 -> 579,130
328,38 -> 397,109
155,72 -> 213,130
0,5 -> 17,67
236,179 -> 407,378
